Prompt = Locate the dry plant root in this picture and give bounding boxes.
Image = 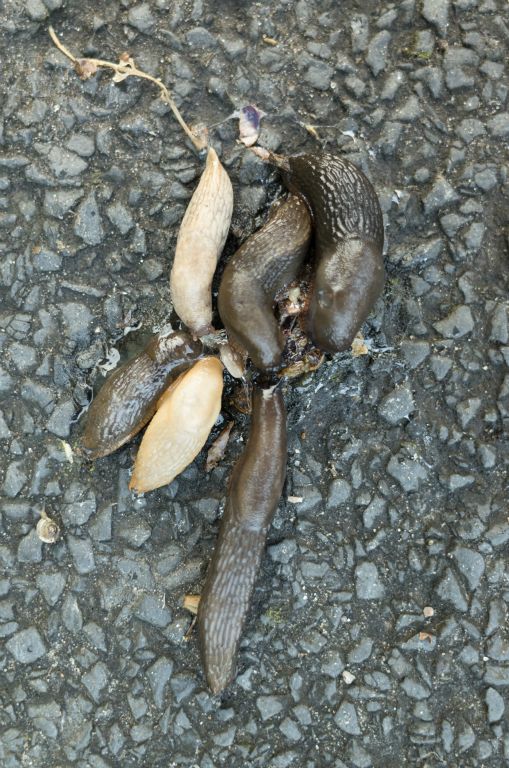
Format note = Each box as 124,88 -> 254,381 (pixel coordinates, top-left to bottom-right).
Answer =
48,26 -> 207,152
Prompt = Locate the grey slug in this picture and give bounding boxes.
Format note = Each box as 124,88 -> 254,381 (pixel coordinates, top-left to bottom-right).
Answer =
82,331 -> 203,459
218,194 -> 312,371
197,384 -> 287,694
260,149 -> 385,354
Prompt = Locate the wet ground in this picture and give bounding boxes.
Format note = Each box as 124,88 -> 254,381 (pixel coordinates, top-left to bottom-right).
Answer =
0,1 -> 508,766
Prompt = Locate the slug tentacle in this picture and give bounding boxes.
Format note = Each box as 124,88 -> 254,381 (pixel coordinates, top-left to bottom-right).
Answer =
170,146 -> 234,336
82,331 -> 203,459
198,385 -> 287,694
218,195 -> 311,371
129,356 -> 224,493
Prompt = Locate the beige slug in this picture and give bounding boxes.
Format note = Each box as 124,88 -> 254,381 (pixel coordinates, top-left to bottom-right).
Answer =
170,147 -> 234,336
129,356 -> 224,493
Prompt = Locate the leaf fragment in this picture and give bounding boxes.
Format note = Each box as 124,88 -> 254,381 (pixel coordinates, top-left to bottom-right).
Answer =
205,421 -> 234,472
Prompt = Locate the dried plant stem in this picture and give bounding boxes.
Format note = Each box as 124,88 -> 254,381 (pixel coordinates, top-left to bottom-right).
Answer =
48,25 -> 206,152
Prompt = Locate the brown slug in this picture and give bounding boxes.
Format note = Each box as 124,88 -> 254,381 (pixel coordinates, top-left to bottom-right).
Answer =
218,195 -> 312,370
197,384 -> 287,694
129,356 -> 224,493
170,146 -> 234,336
82,331 -> 203,459
255,149 -> 385,354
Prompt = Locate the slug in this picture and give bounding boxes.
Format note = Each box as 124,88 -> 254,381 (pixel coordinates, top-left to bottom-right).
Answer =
82,331 -> 203,459
197,384 -> 287,694
129,356 -> 224,493
218,195 -> 312,370
170,146 -> 234,336
255,149 -> 385,353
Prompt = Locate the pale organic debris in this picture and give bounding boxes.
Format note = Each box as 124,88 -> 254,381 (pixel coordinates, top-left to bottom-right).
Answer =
184,594 -> 200,615
423,606 -> 434,618
170,147 -> 233,335
206,421 -> 234,472
287,495 -> 304,503
304,123 -> 320,140
36,509 -> 60,544
60,440 -> 74,464
351,333 -> 369,357
237,104 -> 267,147
129,357 -> 224,493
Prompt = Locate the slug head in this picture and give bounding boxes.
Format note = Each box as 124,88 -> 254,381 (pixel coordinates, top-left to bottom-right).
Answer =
308,238 -> 384,353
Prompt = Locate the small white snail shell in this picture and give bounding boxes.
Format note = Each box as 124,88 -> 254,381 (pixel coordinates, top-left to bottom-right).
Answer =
36,510 -> 60,544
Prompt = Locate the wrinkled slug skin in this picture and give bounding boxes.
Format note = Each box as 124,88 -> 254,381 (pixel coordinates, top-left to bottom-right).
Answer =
170,147 -> 234,336
197,386 -> 287,694
129,356 -> 224,493
82,332 -> 203,459
283,153 -> 385,353
218,195 -> 311,370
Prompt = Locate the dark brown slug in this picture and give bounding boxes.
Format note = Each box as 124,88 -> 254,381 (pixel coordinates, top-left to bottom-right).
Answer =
82,331 -> 202,459
197,384 -> 287,694
260,149 -> 385,354
218,195 -> 312,370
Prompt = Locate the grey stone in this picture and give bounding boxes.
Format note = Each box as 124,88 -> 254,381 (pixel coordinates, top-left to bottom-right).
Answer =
484,665 -> 509,687
456,397 -> 481,428
46,398 -> 75,437
256,695 -> 284,721
47,147 -> 88,179
66,134 -> 95,158
128,3 -> 155,34
423,177 -> 459,214
456,118 -> 485,144
487,634 -> 509,662
487,113 -> 509,138
363,496 -> 387,529
401,341 -> 430,368
486,520 -> 509,547
3,461 -> 27,498
62,594 -> 83,633
186,27 -> 217,49
304,61 -> 333,91
62,485 -> 96,526
117,518 -> 152,548
134,595 -> 172,628
394,95 -> 421,122
446,67 -> 475,90
33,249 -> 62,272
379,385 -> 415,424
327,478 -> 352,507
147,657 -> 173,708
401,677 -> 430,700
26,0 -> 49,21
389,238 -> 443,268
463,222 -> 485,250
474,167 -> 498,191
436,567 -> 468,611
350,14 -> 369,53
268,538 -> 297,564
321,651 -> 345,678
6,627 -> 46,663
434,306 -> 474,338
17,530 -> 43,563
348,638 -> 373,664
279,717 -> 301,741
376,121 -> 402,157
82,661 -> 109,702
83,622 -> 107,651
74,192 -> 104,246
107,201 -> 134,234
355,562 -> 385,600
36,572 -> 66,606
485,687 -> 505,722
335,701 -> 361,735
366,31 -> 391,76
61,302 -> 93,346
44,189 -> 84,219
8,342 -> 37,372
67,535 -> 96,575
421,0 -> 450,37
387,453 -> 428,492
453,547 -> 484,590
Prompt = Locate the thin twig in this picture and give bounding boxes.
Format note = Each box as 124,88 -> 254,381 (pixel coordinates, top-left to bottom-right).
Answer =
48,25 -> 207,153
